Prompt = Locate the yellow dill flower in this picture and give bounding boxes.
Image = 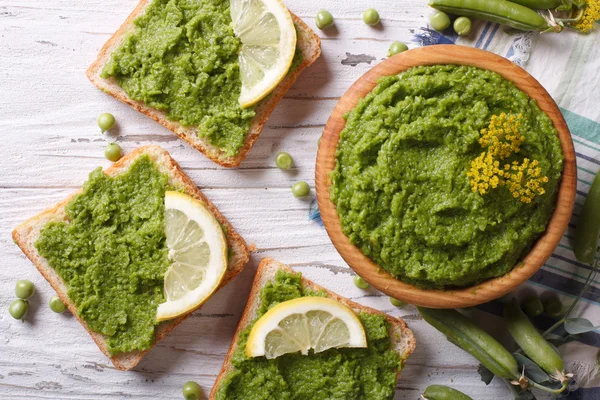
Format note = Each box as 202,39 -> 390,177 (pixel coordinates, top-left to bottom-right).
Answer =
503,158 -> 549,203
572,0 -> 600,33
467,114 -> 548,203
467,151 -> 503,194
479,112 -> 524,159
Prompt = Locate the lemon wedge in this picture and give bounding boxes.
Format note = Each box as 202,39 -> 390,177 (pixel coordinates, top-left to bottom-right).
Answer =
231,0 -> 297,108
246,297 -> 368,359
156,191 -> 228,321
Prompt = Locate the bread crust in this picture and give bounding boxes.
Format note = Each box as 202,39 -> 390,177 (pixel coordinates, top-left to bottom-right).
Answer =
86,1 -> 322,168
209,258 -> 416,399
12,145 -> 250,370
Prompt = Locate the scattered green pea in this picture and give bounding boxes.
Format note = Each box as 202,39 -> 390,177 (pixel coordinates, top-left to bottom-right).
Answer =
9,299 -> 28,321
105,143 -> 122,162
387,41 -> 408,57
389,297 -> 406,307
521,294 -> 543,317
15,280 -> 35,300
353,275 -> 370,289
292,181 -> 310,198
429,11 -> 451,31
453,16 -> 472,36
362,8 -> 380,26
275,152 -> 293,170
182,381 -> 203,400
543,296 -> 563,318
97,113 -> 116,133
315,10 -> 334,30
49,296 -> 66,313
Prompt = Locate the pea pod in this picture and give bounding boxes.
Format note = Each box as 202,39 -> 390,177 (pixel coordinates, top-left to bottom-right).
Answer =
510,0 -> 562,9
428,0 -> 551,31
574,170 -> 600,264
422,385 -> 473,400
418,307 -> 520,380
504,298 -> 565,379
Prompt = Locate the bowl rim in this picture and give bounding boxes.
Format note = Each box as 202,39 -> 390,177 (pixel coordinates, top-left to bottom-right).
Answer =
315,45 -> 577,309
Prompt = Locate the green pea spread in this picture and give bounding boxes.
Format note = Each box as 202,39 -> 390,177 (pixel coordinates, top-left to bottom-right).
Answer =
101,0 -> 304,156
216,271 -> 402,400
101,0 -> 253,156
35,156 -> 170,354
331,65 -> 563,289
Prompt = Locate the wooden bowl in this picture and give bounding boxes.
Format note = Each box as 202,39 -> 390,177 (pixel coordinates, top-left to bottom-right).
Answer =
315,45 -> 577,308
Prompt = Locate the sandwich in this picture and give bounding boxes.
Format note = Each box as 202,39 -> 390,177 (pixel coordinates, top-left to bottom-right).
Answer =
210,258 -> 416,399
12,145 -> 250,370
86,0 -> 321,167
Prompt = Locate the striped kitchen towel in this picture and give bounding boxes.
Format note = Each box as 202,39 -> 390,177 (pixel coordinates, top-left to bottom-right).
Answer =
415,17 -> 600,399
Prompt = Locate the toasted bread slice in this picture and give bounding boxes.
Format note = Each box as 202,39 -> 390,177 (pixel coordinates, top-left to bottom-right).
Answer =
86,1 -> 321,168
209,258 -> 416,399
12,145 -> 250,371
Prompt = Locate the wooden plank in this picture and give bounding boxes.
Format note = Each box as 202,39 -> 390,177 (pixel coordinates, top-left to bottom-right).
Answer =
0,0 -> 542,397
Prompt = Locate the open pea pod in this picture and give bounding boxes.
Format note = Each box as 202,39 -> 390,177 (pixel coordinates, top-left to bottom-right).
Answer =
510,0 -> 562,9
418,307 -> 520,381
504,299 -> 566,380
428,0 -> 553,31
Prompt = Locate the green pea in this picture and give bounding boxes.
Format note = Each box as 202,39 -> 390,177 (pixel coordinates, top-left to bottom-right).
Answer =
15,280 -> 35,299
353,275 -> 370,289
389,297 -> 406,307
182,381 -> 202,400
362,8 -> 380,26
521,294 -> 543,317
316,10 -> 334,30
292,181 -> 310,198
387,41 -> 408,57
9,299 -> 28,320
429,11 -> 451,31
49,296 -> 66,313
275,152 -> 293,170
543,296 -> 563,318
105,143 -> 122,162
453,16 -> 472,35
97,113 -> 116,133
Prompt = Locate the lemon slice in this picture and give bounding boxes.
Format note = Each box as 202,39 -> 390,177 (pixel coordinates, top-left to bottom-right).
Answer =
156,191 -> 228,321
231,0 -> 297,108
246,297 -> 368,359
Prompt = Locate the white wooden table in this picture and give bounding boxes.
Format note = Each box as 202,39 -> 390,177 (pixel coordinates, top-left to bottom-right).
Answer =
0,0 -> 539,398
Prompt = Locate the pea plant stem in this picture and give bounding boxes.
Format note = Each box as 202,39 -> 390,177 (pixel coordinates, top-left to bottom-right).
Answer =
503,377 -> 568,396
542,256 -> 599,338
528,380 -> 569,394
